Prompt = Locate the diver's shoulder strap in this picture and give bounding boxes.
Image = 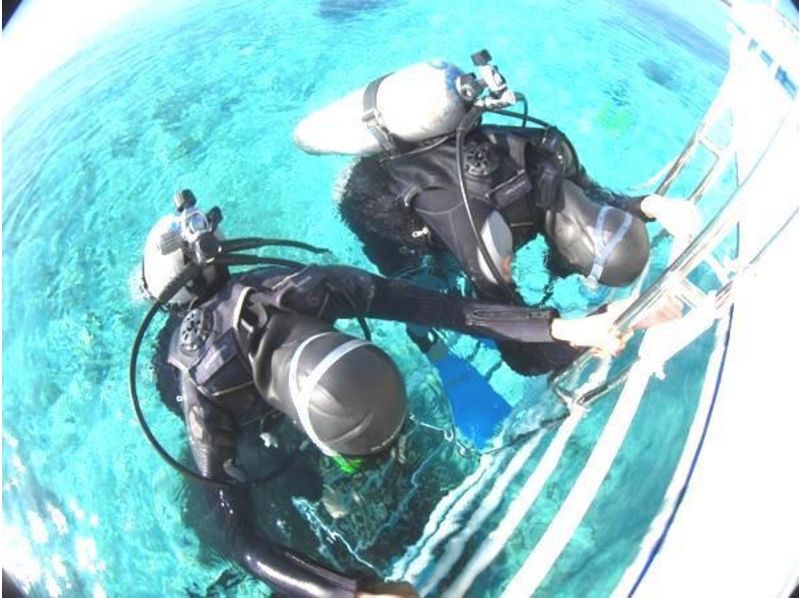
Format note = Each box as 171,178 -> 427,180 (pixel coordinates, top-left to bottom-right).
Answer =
362,75 -> 395,152
501,126 -> 567,212
504,130 -> 530,169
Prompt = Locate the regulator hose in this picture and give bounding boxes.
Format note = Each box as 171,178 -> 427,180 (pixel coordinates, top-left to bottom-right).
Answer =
455,104 -> 521,303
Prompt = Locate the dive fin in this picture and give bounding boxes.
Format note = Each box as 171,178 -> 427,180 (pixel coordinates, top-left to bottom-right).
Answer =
429,347 -> 510,450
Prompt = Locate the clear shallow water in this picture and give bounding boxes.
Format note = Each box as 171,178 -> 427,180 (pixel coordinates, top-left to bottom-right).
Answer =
3,0 -> 732,595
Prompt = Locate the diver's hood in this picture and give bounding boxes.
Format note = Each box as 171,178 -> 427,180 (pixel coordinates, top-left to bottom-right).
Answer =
265,313 -> 407,458
544,180 -> 649,287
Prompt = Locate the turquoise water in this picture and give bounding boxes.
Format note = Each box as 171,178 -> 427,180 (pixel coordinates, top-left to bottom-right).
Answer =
3,0 -> 733,595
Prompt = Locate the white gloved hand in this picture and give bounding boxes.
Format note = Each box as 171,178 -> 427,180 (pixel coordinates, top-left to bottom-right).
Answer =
641,194 -> 702,240
550,300 -> 632,356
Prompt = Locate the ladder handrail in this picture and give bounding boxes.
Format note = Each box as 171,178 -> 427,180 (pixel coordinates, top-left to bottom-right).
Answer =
655,75 -> 736,197
550,2 -> 798,405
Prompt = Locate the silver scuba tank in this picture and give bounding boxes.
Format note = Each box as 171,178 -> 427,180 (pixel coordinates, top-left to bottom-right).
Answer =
293,60 -> 468,156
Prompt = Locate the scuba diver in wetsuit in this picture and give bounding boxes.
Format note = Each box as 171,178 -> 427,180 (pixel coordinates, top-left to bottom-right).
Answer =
336,123 -> 699,374
134,190 -> 631,598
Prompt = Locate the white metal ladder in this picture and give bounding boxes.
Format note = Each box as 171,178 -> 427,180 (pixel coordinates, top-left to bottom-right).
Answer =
551,19 -> 799,407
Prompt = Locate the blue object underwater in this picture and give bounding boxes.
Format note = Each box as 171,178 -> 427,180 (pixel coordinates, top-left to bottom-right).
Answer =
430,351 -> 511,449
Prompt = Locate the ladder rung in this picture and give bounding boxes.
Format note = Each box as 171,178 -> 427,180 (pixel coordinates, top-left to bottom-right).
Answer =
676,279 -> 709,309
687,149 -> 735,203
551,52 -> 795,406
661,273 -> 709,310
697,135 -> 724,157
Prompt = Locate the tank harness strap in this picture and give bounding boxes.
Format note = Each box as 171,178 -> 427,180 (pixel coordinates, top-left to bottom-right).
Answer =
506,132 -> 530,168
235,287 -> 274,354
589,206 -> 633,283
527,128 -> 567,211
362,74 -> 407,154
189,328 -> 254,399
539,126 -> 564,156
485,171 -> 533,210
479,133 -> 536,211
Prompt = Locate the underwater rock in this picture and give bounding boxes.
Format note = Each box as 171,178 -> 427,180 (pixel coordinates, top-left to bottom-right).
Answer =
110,130 -> 141,159
193,568 -> 246,598
639,58 -> 680,91
318,0 -> 394,22
172,136 -> 203,159
624,0 -> 728,68
595,102 -> 635,137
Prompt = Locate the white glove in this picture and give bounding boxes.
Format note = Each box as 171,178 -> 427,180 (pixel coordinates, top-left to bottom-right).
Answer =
641,194 -> 702,240
550,300 -> 632,355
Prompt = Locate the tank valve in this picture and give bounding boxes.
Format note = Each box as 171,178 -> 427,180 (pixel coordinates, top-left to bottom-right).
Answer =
457,49 -> 517,109
174,189 -> 197,212
456,73 -> 485,101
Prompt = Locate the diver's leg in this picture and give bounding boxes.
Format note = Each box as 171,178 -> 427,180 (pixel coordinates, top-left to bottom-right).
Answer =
394,254 -> 453,352
179,378 -> 358,594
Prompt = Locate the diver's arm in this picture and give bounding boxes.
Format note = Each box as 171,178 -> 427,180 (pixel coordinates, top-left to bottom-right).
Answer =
573,176 -> 653,221
578,182 -> 702,238
272,265 -> 623,350
567,171 -> 701,239
179,377 -> 363,598
363,276 -> 625,353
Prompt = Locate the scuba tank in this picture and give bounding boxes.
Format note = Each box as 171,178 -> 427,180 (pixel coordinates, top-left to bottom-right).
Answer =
293,60 -> 469,155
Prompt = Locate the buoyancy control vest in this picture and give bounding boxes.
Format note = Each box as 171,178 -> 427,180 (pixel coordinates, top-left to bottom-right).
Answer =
167,280 -> 263,414
166,271 -> 333,407
379,125 -> 583,294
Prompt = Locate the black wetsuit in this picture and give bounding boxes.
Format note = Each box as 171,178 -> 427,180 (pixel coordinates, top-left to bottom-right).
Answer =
339,124 -> 651,373
158,264 -> 564,597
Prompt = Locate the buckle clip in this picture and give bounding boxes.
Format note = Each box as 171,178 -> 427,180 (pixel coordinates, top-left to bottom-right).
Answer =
362,107 -> 397,153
